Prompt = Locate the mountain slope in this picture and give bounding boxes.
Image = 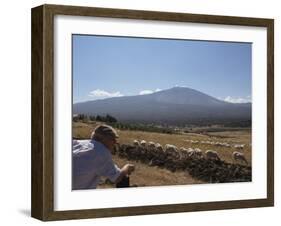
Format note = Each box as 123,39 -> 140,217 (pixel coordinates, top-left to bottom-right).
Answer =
73,87 -> 251,124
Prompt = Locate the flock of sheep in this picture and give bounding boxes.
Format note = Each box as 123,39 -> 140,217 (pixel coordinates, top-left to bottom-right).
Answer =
114,139 -> 251,183
132,139 -> 248,165
185,139 -> 247,150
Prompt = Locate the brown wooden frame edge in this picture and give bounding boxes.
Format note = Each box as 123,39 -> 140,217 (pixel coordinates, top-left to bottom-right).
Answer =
31,4 -> 274,221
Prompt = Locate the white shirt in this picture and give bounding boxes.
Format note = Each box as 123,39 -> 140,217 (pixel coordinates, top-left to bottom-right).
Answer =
72,139 -> 121,190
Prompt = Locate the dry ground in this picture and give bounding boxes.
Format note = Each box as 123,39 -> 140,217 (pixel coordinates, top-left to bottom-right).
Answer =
97,155 -> 202,188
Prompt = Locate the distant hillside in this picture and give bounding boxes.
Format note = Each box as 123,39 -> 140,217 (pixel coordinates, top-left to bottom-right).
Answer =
73,87 -> 251,125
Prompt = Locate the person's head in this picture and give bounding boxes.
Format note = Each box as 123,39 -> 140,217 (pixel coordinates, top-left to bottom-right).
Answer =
91,125 -> 119,151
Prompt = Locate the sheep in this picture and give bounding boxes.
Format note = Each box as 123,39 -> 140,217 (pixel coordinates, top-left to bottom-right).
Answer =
186,148 -> 202,158
155,143 -> 163,152
232,151 -> 248,165
164,144 -> 178,154
133,139 -> 140,146
187,148 -> 195,157
140,140 -> 146,147
148,141 -> 156,149
194,148 -> 203,158
178,147 -> 189,159
179,147 -> 188,152
201,141 -> 208,144
214,142 -> 221,146
222,143 -> 230,147
190,140 -> 199,144
178,147 -> 189,158
234,144 -> 245,150
205,150 -> 220,161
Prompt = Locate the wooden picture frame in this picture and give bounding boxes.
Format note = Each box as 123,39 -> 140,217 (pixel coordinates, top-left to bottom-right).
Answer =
31,4 -> 274,221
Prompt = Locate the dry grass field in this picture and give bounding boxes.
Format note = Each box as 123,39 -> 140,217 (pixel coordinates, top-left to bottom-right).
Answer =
73,121 -> 251,187
97,155 -> 202,188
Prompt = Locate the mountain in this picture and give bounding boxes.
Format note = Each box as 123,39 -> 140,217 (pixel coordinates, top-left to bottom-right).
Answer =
73,87 -> 251,125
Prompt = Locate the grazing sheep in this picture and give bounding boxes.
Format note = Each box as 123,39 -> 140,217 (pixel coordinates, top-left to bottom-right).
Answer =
223,143 -> 231,147
148,141 -> 156,149
234,144 -> 245,150
194,148 -> 203,158
205,150 -> 220,161
165,144 -> 178,153
232,151 -> 248,165
214,142 -> 221,146
186,148 -> 202,158
179,147 -> 188,152
155,143 -> 163,152
140,140 -> 146,147
178,147 -> 188,159
133,139 -> 140,146
187,148 -> 195,157
190,140 -> 199,144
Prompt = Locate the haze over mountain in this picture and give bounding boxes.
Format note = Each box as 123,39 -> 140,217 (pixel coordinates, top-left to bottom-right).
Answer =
73,87 -> 251,125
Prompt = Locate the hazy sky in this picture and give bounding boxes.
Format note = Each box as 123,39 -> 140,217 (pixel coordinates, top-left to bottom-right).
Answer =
72,34 -> 252,103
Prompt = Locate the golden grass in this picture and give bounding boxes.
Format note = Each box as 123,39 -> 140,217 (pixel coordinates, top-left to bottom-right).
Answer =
98,154 -> 202,188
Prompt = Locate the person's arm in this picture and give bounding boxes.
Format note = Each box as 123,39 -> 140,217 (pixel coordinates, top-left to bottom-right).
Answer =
114,164 -> 135,184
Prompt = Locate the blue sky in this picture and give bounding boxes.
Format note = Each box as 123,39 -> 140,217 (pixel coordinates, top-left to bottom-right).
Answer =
72,35 -> 252,103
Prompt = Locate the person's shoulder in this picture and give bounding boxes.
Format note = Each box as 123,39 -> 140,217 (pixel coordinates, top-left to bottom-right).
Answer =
73,139 -> 94,156
92,140 -> 112,158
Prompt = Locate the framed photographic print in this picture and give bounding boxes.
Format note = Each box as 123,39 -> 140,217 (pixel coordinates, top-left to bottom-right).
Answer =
31,4 -> 274,221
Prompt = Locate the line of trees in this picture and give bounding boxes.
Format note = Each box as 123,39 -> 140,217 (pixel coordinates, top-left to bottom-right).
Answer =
73,114 -> 117,123
112,122 -> 174,134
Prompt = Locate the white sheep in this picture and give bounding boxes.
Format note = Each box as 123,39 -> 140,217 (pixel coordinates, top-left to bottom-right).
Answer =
205,150 -> 220,161
133,139 -> 140,146
194,148 -> 203,158
179,147 -> 188,152
164,144 -> 178,153
187,148 -> 195,157
234,144 -> 245,150
148,141 -> 156,150
223,143 -> 230,147
178,147 -> 188,159
214,142 -> 221,146
155,143 -> 163,152
191,140 -> 199,144
232,151 -> 248,165
186,148 -> 202,158
140,140 -> 146,147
